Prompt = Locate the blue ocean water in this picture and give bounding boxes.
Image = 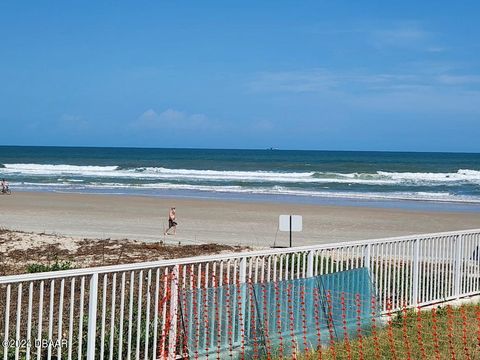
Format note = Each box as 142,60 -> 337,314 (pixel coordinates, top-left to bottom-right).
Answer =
1,146 -> 480,210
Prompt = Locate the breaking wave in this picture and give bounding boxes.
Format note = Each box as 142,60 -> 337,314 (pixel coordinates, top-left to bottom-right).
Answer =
2,163 -> 480,185
3,163 -> 480,203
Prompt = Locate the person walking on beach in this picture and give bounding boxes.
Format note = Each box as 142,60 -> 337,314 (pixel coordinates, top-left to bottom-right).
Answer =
164,207 -> 177,235
1,179 -> 9,194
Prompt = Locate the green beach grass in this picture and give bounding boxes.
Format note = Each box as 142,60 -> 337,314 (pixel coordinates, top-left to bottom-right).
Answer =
273,304 -> 479,360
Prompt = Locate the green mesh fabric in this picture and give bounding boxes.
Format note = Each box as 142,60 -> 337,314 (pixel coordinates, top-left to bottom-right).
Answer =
180,268 -> 377,359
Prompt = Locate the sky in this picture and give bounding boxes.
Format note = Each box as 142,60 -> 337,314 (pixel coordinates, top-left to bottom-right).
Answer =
0,1 -> 479,152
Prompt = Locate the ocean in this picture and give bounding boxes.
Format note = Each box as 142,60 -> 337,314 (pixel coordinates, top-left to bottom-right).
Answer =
1,146 -> 480,210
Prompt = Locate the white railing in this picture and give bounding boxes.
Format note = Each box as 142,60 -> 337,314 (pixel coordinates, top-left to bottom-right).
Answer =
1,229 -> 480,359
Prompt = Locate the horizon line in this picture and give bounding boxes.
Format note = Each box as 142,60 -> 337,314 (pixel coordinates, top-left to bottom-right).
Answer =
0,144 -> 479,155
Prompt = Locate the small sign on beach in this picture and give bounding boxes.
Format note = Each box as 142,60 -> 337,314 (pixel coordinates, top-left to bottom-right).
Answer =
279,215 -> 302,232
279,215 -> 303,247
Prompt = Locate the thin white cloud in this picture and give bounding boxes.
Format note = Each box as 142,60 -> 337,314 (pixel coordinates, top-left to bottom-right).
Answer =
251,67 -> 480,91
349,88 -> 480,114
249,67 -> 480,114
134,108 -> 211,130
58,114 -> 89,131
370,24 -> 430,48
250,69 -> 418,93
139,108 -> 161,121
436,75 -> 480,85
426,46 -> 447,53
250,69 -> 338,93
252,119 -> 275,132
307,21 -> 445,53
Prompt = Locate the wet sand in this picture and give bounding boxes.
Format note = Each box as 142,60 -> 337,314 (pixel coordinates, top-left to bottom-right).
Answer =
1,191 -> 480,248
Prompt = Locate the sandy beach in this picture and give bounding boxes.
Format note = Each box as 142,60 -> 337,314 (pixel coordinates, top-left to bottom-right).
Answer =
1,192 -> 480,248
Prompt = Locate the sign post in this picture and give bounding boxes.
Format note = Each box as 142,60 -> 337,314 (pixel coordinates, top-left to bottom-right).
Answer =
279,215 -> 303,247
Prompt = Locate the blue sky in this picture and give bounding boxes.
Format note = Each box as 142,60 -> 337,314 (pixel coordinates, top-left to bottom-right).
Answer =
1,1 -> 479,152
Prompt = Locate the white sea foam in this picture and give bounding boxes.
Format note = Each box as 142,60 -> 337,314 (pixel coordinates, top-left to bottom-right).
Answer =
3,163 -> 480,187
376,169 -> 480,184
1,163 -> 383,184
11,180 -> 480,203
3,164 -> 118,173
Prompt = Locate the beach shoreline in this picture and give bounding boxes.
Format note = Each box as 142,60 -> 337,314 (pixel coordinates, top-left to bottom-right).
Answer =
1,191 -> 480,248
3,147 -> 480,208
10,187 -> 480,213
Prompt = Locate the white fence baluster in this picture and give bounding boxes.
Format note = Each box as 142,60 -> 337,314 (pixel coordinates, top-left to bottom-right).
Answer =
14,283 -> 22,360
47,280 -> 55,360
100,275 -> 108,360
78,277 -> 85,360
144,270 -> 151,360
57,279 -> 65,360
307,251 -> 314,278
135,271 -> 143,360
3,284 -> 11,360
412,239 -> 420,306
67,278 -> 75,360
168,266 -> 179,360
151,269 -> 160,360
454,235 -> 463,298
86,273 -> 99,360
109,273 -> 117,360
26,282 -> 33,360
118,273 -> 126,360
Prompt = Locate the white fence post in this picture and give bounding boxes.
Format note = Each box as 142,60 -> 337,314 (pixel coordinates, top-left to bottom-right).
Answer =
168,265 -> 180,360
239,258 -> 247,283
412,239 -> 420,306
86,273 -> 99,360
3,284 -> 11,360
239,258 -> 248,345
364,244 -> 372,272
307,251 -> 315,277
454,235 -> 463,298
